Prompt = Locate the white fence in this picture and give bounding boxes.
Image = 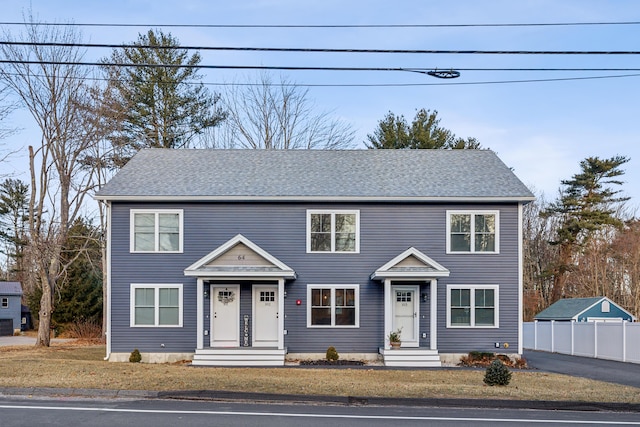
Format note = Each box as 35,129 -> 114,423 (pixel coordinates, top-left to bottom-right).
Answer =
523,321 -> 640,364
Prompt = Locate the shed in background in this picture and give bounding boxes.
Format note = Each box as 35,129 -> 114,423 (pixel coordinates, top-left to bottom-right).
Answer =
535,297 -> 635,323
0,282 -> 23,335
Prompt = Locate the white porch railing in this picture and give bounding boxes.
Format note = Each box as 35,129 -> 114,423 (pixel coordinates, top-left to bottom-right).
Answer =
523,321 -> 640,364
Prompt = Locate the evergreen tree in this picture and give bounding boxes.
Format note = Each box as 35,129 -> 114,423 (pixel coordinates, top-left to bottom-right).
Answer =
101,29 -> 226,167
544,156 -> 630,301
0,179 -> 29,280
366,108 -> 481,149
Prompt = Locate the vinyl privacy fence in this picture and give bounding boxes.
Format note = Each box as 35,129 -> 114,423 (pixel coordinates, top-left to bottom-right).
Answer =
523,321 -> 640,364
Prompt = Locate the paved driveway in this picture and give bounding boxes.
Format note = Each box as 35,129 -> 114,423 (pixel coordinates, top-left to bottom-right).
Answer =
524,350 -> 640,388
0,336 -> 72,346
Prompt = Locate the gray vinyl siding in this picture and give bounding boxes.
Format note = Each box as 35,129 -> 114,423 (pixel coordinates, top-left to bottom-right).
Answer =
109,201 -> 520,354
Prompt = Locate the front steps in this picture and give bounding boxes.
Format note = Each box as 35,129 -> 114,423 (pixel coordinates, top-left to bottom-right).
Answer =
379,348 -> 441,367
192,348 -> 286,366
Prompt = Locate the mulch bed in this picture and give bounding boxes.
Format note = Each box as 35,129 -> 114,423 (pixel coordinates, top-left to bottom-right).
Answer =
299,360 -> 366,366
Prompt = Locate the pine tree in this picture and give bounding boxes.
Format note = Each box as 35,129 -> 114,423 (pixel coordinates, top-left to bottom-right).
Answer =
544,156 -> 629,301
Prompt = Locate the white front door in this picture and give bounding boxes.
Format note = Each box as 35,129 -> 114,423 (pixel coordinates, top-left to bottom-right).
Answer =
392,286 -> 419,347
211,285 -> 240,347
253,285 -> 279,347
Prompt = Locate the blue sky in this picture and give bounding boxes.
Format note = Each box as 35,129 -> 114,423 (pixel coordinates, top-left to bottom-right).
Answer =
2,0 -> 639,208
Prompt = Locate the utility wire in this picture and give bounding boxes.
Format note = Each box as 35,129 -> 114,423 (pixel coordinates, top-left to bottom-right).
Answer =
1,41 -> 639,55
0,21 -> 639,28
1,59 -> 639,73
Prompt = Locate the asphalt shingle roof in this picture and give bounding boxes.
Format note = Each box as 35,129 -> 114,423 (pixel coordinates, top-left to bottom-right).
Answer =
534,297 -> 604,320
0,281 -> 22,295
95,149 -> 534,201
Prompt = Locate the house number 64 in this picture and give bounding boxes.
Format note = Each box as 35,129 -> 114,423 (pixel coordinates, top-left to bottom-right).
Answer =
237,255 -> 245,260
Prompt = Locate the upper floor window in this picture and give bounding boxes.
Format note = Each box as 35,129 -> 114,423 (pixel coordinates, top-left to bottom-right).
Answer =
307,210 -> 359,253
447,285 -> 499,328
1,297 -> 7,308
130,210 -> 183,253
307,285 -> 359,327
130,284 -> 183,327
446,211 -> 499,253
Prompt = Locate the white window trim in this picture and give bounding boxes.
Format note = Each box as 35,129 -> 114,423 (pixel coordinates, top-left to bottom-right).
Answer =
306,210 -> 360,254
307,284 -> 360,328
0,297 -> 7,308
130,284 -> 184,327
446,210 -> 500,254
130,209 -> 184,253
446,284 -> 499,328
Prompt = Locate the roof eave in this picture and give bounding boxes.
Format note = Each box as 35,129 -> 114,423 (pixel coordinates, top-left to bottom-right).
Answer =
94,195 -> 536,203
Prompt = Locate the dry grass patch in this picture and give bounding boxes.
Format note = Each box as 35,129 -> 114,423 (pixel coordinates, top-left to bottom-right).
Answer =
0,343 -> 639,403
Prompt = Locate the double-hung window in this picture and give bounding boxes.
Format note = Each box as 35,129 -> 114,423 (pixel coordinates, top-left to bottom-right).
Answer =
130,284 -> 183,327
307,210 -> 359,253
1,297 -> 7,308
131,210 -> 183,253
307,285 -> 359,327
447,285 -> 498,328
447,210 -> 499,253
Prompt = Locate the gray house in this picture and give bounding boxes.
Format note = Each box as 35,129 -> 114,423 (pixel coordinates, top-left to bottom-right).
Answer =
0,282 -> 23,336
95,149 -> 534,366
535,297 -> 636,323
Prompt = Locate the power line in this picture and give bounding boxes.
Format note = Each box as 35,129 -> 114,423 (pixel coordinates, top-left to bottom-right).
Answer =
2,68 -> 639,88
1,59 -> 639,73
2,41 -> 639,55
1,21 -> 639,28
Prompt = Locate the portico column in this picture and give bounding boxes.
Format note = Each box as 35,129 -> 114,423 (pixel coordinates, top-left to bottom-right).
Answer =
384,278 -> 392,349
196,278 -> 203,350
278,278 -> 285,350
430,279 -> 437,350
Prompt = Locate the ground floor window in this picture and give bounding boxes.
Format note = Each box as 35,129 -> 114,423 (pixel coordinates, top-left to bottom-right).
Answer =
130,284 -> 183,327
307,285 -> 359,327
446,285 -> 498,328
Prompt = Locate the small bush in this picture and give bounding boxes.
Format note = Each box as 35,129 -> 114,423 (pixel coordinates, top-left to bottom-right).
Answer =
65,318 -> 103,339
129,349 -> 142,363
325,346 -> 339,361
484,359 -> 512,386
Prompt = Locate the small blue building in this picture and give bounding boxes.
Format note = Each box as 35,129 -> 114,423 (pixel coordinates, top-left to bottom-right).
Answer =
535,297 -> 636,323
0,282 -> 23,335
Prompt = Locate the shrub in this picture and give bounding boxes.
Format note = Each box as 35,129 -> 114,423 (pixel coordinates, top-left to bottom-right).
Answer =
129,349 -> 142,363
325,346 -> 339,361
65,318 -> 103,340
484,359 -> 512,386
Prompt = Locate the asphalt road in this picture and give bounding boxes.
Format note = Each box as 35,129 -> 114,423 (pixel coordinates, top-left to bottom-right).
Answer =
524,350 -> 640,388
1,396 -> 640,427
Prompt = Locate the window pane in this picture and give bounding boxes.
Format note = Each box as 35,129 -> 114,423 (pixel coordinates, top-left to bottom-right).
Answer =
159,307 -> 179,325
159,288 -> 179,306
345,288 -> 355,306
451,234 -> 471,252
335,233 -> 355,252
475,289 -> 494,307
475,308 -> 495,326
135,288 -> 155,306
311,233 -> 331,251
475,214 -> 495,233
135,307 -> 155,325
335,214 -> 355,233
475,233 -> 495,252
335,289 -> 344,306
311,308 -> 331,325
451,308 -> 471,325
158,214 -> 180,251
311,214 -> 331,232
451,214 -> 470,232
335,307 -> 355,325
134,213 -> 156,251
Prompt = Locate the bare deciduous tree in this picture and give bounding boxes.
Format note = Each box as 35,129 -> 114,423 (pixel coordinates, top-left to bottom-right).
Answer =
213,73 -> 355,149
0,16 -> 99,346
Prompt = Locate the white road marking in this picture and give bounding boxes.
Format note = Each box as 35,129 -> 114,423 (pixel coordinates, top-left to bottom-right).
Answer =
0,404 -> 639,424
